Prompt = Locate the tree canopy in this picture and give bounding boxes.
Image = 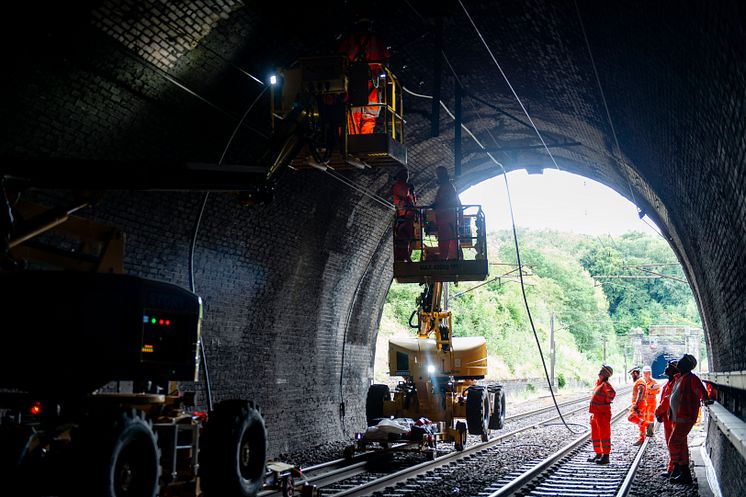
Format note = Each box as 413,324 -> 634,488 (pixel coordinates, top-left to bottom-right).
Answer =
379,229 -> 701,382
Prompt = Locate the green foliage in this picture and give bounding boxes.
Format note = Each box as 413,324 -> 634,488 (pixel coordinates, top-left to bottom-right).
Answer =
379,229 -> 700,381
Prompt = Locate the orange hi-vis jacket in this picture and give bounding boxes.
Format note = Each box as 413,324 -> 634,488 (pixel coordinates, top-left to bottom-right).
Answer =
632,378 -> 647,411
589,379 -> 616,414
655,374 -> 680,422
670,372 -> 708,424
644,377 -> 660,422
390,180 -> 416,218
645,377 -> 660,406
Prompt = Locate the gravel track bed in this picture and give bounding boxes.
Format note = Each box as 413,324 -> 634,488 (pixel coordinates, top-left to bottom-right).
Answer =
364,406 -> 626,497
628,424 -> 701,497
275,392 -> 594,469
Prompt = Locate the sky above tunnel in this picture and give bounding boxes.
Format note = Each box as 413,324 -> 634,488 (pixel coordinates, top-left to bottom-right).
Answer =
460,169 -> 662,237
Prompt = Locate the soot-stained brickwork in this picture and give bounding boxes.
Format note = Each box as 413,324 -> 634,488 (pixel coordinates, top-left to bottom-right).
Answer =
2,0 -> 746,479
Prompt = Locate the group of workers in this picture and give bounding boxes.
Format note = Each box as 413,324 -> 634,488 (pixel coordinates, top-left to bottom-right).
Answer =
588,353 -> 712,485
390,166 -> 462,263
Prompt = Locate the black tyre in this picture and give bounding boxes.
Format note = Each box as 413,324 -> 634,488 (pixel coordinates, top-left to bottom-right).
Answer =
465,386 -> 490,436
200,399 -> 267,497
76,409 -> 160,497
488,387 -> 506,430
454,421 -> 467,451
365,384 -> 390,426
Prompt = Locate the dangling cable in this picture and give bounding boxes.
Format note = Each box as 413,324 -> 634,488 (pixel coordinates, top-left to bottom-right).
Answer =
188,85 -> 269,412
402,80 -> 583,433
457,0 -> 561,171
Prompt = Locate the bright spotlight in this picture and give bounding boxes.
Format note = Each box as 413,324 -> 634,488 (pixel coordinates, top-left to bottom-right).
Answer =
269,75 -> 277,85
427,365 -> 436,374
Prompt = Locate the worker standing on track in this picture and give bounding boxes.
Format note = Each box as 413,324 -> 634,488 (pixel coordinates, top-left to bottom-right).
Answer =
667,353 -> 710,485
628,366 -> 648,445
642,365 -> 660,437
655,360 -> 680,478
588,364 -> 616,465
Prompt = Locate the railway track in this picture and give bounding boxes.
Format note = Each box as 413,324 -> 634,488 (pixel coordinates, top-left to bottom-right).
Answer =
480,408 -> 645,497
263,388 -> 636,497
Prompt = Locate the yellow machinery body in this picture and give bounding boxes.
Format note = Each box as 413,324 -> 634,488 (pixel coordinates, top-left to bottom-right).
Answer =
384,335 -> 487,425
359,204 -> 506,454
274,55 -> 407,171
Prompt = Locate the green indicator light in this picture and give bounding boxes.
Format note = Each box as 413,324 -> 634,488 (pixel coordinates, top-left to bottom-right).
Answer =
151,318 -> 156,324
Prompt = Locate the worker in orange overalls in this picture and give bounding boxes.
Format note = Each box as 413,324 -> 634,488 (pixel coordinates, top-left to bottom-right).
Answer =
338,19 -> 390,135
628,366 -> 648,445
433,166 -> 462,260
588,364 -> 616,465
642,365 -> 660,437
390,168 -> 417,262
655,360 -> 680,478
668,353 -> 709,485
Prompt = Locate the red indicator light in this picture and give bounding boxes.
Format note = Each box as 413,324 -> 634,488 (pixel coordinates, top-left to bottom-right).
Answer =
159,319 -> 164,325
165,320 -> 170,326
30,402 -> 42,415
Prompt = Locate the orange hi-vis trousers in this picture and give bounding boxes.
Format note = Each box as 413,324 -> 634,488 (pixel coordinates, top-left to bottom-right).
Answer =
669,420 -> 696,465
591,412 -> 612,455
639,419 -> 649,439
663,419 -> 674,472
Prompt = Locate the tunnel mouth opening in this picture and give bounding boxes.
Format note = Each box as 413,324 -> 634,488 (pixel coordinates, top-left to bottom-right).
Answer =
375,168 -> 705,395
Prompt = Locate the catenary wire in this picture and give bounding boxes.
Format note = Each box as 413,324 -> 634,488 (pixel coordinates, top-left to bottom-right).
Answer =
400,14 -> 581,428
402,84 -> 583,434
322,169 -> 394,210
188,84 -> 269,412
573,0 -> 667,243
457,0 -> 562,171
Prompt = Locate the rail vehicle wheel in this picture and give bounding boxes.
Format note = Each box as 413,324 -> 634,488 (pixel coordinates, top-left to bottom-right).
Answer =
343,445 -> 355,459
200,399 -> 267,497
488,386 -> 506,430
74,409 -> 160,497
454,421 -> 467,451
281,475 -> 295,497
466,386 -> 490,438
365,384 -> 391,426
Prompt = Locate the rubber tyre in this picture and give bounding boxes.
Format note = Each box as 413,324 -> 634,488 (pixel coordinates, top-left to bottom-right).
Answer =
466,386 -> 490,436
454,421 -> 467,451
76,409 -> 160,497
488,387 -> 506,430
365,384 -> 391,426
200,399 -> 267,497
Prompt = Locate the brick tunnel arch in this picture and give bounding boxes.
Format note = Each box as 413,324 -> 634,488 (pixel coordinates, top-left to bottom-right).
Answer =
1,1 -> 745,493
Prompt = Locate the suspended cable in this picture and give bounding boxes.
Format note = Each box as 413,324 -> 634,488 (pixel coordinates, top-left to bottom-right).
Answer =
573,0 -> 668,244
188,84 -> 269,412
457,0 -> 561,171
403,81 -> 581,433
322,168 -> 394,211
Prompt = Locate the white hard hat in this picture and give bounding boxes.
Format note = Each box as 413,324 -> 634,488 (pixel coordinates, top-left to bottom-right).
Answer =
642,365 -> 652,373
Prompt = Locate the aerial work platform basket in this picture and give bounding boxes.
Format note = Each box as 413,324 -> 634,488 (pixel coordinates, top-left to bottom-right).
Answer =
393,205 -> 488,283
273,55 -> 406,172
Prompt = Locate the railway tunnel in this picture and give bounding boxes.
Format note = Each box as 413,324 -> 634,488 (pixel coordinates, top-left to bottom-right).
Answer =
1,1 -> 745,496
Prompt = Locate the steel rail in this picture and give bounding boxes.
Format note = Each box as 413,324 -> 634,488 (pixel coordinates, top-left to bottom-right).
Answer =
260,387 -> 631,497
485,408 -> 634,497
614,437 -> 650,497
326,397 -> 614,497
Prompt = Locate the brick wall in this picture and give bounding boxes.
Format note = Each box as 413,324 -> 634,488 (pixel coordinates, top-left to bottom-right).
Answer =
3,1 -> 746,475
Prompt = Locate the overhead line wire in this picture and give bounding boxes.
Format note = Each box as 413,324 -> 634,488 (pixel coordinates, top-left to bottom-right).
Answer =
573,0 -> 667,243
457,0 -> 561,171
